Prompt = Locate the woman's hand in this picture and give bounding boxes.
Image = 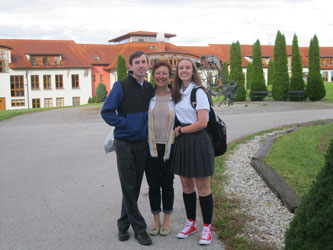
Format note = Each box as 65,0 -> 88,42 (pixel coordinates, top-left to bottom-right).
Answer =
175,126 -> 182,137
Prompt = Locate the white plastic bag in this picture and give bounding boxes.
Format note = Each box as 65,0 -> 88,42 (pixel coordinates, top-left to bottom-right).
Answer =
104,131 -> 115,153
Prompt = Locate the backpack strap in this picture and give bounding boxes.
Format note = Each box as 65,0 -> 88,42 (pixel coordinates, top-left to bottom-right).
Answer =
190,86 -> 211,110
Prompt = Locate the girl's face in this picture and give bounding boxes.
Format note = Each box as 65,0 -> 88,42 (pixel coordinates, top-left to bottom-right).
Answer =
153,66 -> 170,88
178,59 -> 193,83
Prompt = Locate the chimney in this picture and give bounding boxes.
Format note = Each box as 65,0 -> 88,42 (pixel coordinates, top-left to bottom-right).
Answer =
156,32 -> 165,52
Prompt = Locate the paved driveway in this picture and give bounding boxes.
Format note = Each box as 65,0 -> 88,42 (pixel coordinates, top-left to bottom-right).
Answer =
0,102 -> 332,250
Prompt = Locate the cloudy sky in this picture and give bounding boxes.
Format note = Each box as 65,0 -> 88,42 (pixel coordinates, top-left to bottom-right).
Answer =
0,0 -> 332,47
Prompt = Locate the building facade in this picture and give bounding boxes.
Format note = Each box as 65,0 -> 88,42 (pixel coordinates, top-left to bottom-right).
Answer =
1,31 -> 333,110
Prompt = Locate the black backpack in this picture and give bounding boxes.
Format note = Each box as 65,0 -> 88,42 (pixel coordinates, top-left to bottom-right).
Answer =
190,86 -> 227,157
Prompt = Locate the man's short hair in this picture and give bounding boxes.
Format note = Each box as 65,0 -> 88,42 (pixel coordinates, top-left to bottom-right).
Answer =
129,50 -> 148,65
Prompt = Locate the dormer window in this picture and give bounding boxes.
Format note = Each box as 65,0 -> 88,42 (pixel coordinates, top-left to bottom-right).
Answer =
0,46 -> 10,73
43,56 -> 49,66
28,54 -> 62,66
30,57 -> 37,66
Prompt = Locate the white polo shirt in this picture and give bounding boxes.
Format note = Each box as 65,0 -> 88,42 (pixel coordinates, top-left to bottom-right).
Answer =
175,82 -> 210,124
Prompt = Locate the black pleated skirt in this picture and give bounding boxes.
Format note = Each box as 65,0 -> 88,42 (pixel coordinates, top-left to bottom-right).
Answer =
171,129 -> 214,178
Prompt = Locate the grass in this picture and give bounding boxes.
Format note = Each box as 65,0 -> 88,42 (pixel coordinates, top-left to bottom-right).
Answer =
0,103 -> 103,121
322,82 -> 333,103
265,122 -> 333,197
212,121 -> 333,249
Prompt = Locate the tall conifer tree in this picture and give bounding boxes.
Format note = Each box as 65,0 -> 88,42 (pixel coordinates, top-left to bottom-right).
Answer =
246,62 -> 253,90
117,54 -> 127,81
229,41 -> 246,101
267,61 -> 274,86
306,35 -> 326,101
289,34 -> 305,101
272,31 -> 289,100
250,39 -> 267,101
285,139 -> 333,249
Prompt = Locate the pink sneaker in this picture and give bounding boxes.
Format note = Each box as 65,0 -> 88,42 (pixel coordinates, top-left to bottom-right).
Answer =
177,219 -> 197,239
199,224 -> 212,245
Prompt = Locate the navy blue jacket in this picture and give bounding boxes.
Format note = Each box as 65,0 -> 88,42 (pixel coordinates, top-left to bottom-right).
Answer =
101,72 -> 153,141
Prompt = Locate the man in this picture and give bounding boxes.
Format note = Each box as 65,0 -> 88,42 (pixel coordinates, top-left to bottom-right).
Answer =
101,51 -> 153,246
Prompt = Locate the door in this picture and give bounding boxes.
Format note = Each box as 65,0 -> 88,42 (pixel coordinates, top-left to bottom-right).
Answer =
0,97 -> 6,110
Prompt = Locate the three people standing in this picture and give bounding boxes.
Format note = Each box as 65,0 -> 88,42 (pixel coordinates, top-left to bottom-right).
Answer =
102,53 -> 214,246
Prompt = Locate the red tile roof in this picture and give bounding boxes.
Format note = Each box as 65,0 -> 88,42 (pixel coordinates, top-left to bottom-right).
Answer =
0,39 -> 91,69
2,35 -> 333,71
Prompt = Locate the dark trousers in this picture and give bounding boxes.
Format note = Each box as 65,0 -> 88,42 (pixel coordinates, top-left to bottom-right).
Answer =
145,144 -> 174,214
114,139 -> 148,234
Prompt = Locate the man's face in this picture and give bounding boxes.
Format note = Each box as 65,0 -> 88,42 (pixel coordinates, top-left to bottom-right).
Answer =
130,54 -> 148,80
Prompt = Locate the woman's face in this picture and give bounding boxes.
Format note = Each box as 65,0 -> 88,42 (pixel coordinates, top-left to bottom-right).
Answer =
178,59 -> 193,83
153,66 -> 170,88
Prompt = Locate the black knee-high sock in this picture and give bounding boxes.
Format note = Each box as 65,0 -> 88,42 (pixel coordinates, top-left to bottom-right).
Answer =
183,192 -> 196,220
199,193 -> 213,225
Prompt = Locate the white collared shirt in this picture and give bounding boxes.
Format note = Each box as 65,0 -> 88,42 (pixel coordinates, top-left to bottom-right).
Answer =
175,82 -> 210,124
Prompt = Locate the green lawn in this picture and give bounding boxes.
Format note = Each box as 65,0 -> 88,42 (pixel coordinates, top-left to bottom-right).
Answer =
0,103 -> 103,121
322,81 -> 333,103
265,122 -> 333,197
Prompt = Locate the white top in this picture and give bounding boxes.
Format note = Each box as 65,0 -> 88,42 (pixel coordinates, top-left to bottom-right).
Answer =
175,82 -> 210,124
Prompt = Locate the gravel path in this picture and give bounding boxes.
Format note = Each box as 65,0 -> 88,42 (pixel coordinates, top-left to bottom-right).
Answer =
224,132 -> 294,249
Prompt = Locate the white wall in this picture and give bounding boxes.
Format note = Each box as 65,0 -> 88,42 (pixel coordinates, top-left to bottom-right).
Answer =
0,68 -> 92,110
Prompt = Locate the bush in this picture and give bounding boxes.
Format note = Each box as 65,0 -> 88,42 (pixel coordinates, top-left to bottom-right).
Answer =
285,138 -> 333,250
96,83 -> 108,102
88,96 -> 97,103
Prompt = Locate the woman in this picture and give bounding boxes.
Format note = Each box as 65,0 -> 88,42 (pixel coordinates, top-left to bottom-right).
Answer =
146,60 -> 175,236
171,58 -> 214,245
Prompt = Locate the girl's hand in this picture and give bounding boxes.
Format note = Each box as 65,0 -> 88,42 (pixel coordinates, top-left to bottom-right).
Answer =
175,126 -> 182,137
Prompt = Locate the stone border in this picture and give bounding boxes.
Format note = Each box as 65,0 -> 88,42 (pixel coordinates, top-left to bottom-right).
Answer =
251,128 -> 302,213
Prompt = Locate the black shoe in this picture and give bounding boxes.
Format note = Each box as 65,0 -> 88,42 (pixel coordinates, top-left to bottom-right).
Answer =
118,230 -> 130,241
134,232 -> 152,246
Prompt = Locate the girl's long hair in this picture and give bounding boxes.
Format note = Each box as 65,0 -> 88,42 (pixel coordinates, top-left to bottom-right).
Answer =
171,58 -> 205,103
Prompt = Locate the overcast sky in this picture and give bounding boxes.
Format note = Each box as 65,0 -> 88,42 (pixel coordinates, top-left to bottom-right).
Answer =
0,0 -> 332,47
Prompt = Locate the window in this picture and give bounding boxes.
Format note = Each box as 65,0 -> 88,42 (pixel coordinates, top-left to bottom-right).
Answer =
43,75 -> 51,89
0,48 -> 9,73
31,75 -> 39,89
32,98 -> 40,108
56,97 -> 64,107
55,75 -> 63,89
11,99 -> 25,107
72,97 -> 80,106
43,56 -> 49,66
331,71 -> 333,82
322,71 -> 328,81
72,74 -> 79,88
100,74 -> 103,82
10,75 -> 24,97
44,98 -> 52,108
92,74 -> 96,81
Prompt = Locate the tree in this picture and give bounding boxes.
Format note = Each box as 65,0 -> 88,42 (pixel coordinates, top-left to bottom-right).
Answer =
267,61 -> 274,86
306,35 -> 326,101
246,62 -> 252,90
96,83 -> 108,102
221,62 -> 229,84
117,54 -> 127,81
272,31 -> 289,100
249,39 -> 267,101
149,70 -> 155,86
229,41 -> 246,101
285,138 -> 333,250
289,34 -> 306,101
